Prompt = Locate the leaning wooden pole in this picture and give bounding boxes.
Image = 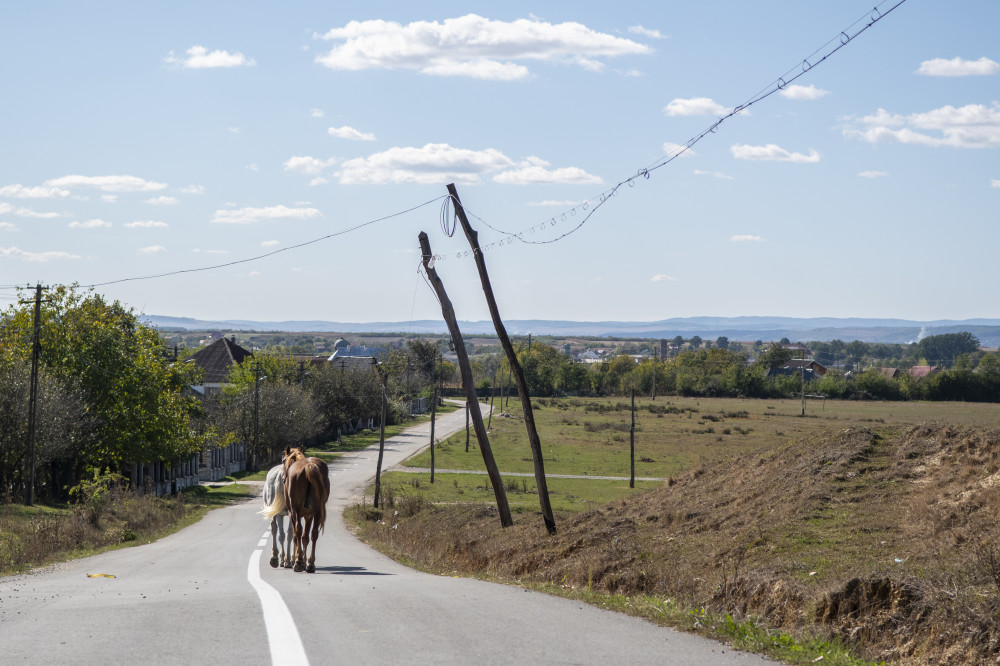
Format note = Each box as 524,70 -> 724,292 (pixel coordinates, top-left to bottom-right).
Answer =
418,231 -> 512,527
446,184 -> 557,535
373,360 -> 389,509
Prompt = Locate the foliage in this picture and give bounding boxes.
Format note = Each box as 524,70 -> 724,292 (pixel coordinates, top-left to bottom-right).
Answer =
0,285 -> 203,500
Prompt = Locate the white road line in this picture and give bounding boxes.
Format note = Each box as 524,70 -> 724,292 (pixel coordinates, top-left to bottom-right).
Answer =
247,549 -> 310,666
258,538 -> 268,547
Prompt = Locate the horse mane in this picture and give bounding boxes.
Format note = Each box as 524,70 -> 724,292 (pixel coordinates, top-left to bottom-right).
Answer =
282,446 -> 307,475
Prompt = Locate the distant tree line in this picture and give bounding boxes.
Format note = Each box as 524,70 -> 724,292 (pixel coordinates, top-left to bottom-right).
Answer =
473,333 -> 1000,403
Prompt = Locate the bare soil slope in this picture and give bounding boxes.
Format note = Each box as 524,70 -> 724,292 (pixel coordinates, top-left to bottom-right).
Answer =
354,424 -> 1000,664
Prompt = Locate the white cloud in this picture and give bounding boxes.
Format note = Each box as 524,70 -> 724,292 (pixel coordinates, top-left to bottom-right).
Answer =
663,142 -> 696,158
164,45 -> 256,69
101,194 -> 118,203
211,205 -> 323,225
663,97 -> 729,116
0,246 -> 80,262
992,179 -> 1000,188
315,14 -> 651,81
125,220 -> 169,228
246,163 -> 260,172
138,245 -> 167,254
68,219 -> 112,229
779,84 -> 830,101
917,57 -> 999,77
12,207 -> 61,218
261,240 -> 280,247
0,222 -> 18,231
844,103 -> 1000,149
651,274 -> 677,282
309,177 -> 328,187
0,184 -> 70,199
144,195 -> 179,205
178,184 -> 205,194
328,126 -> 376,141
731,144 -> 820,163
731,234 -> 764,242
283,156 -> 337,175
228,127 -> 241,134
693,169 -> 733,180
858,170 -> 889,179
45,174 -> 167,192
310,108 -> 325,118
493,161 -> 602,185
336,143 -> 514,185
628,25 -> 666,39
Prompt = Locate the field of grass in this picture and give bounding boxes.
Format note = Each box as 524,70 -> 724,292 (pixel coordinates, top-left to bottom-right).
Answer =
386,395 -> 1000,509
354,395 -> 1000,664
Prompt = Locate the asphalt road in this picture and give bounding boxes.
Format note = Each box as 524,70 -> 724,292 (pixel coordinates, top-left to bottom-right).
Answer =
0,405 -> 775,665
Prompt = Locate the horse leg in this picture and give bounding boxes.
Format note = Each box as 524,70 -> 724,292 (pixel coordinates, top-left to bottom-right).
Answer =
276,514 -> 286,567
279,514 -> 291,568
292,515 -> 305,572
306,514 -> 320,574
269,516 -> 280,568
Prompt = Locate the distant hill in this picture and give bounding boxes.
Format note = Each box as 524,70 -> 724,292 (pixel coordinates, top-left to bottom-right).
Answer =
143,314 -> 1000,347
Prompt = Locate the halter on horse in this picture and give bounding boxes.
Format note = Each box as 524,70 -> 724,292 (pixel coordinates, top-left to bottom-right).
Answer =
282,447 -> 331,573
259,465 -> 293,568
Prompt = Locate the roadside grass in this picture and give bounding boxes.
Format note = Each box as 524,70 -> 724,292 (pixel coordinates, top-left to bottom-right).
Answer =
350,396 -> 1000,665
0,483 -> 254,576
404,396 -> 1000,480
375,472 -> 661,513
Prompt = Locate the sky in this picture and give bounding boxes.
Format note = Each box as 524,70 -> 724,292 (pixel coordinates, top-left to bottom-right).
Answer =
1,1 -> 998,326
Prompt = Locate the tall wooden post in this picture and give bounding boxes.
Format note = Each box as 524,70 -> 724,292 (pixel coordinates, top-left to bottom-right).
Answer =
419,231 -> 512,527
447,183 -> 556,534
23,284 -> 42,506
373,360 -> 388,509
465,401 -> 470,453
629,390 -> 636,489
429,355 -> 437,484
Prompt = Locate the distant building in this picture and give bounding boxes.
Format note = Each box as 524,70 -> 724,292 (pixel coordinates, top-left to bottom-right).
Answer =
186,335 -> 253,396
878,368 -> 900,379
772,358 -> 827,380
781,342 -> 812,358
907,365 -> 939,379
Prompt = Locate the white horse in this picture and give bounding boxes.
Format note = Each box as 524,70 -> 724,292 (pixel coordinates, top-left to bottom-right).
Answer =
259,464 -> 293,568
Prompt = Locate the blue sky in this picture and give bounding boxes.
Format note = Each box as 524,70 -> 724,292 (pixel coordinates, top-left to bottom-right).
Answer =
1,1 -> 997,324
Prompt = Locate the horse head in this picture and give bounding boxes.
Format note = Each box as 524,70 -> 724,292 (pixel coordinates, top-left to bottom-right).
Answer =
282,446 -> 307,474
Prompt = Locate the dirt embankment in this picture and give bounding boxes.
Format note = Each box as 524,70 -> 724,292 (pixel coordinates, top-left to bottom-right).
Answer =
355,424 -> 1000,664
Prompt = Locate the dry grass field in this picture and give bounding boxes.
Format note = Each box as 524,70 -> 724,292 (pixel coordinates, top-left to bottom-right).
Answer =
353,397 -> 1000,665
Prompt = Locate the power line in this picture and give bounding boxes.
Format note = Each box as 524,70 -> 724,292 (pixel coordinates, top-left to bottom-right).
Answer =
79,195 -> 448,288
433,0 -> 910,253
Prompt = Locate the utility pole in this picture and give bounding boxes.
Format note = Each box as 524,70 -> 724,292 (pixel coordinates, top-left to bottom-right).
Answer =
629,389 -> 636,489
447,183 -> 556,535
800,365 -> 806,417
373,360 -> 388,508
418,231 -> 512,527
23,283 -> 43,506
253,360 -> 262,471
429,351 -> 438,484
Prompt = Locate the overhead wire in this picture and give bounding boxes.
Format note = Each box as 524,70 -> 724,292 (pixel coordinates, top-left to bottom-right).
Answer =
78,195 -> 448,288
431,0 -> 910,254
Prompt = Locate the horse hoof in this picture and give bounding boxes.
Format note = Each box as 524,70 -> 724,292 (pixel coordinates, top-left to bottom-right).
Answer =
269,556 -> 279,568
293,562 -> 305,572
306,564 -> 316,574
283,561 -> 292,569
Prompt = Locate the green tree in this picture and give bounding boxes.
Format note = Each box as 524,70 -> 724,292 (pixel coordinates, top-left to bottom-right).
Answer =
0,286 -> 203,482
715,336 -> 730,350
919,332 -> 980,368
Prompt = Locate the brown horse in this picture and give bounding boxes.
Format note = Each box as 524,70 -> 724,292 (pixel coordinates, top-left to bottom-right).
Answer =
282,446 -> 331,573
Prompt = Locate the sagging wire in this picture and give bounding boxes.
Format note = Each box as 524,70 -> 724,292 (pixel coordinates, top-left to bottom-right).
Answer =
454,0 -> 910,249
80,195 -> 449,288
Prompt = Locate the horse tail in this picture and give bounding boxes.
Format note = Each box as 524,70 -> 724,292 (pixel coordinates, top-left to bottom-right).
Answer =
260,473 -> 287,519
305,462 -> 328,533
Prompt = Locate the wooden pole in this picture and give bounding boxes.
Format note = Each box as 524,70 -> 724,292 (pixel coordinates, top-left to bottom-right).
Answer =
23,284 -> 42,506
430,358 -> 437,484
373,360 -> 388,508
629,389 -> 636,489
418,231 -> 512,527
446,183 -> 556,535
465,400 -> 470,453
